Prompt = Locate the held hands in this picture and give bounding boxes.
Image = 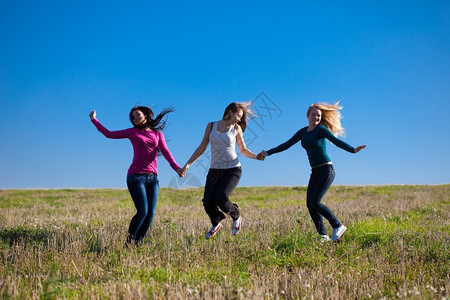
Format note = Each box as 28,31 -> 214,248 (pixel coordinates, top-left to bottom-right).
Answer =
179,164 -> 190,177
175,167 -> 185,178
89,110 -> 96,121
354,145 -> 366,153
256,150 -> 268,161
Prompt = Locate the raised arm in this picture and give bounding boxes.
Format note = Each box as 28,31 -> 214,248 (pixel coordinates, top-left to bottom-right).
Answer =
89,110 -> 129,139
235,124 -> 257,159
89,110 -> 96,121
181,123 -> 212,176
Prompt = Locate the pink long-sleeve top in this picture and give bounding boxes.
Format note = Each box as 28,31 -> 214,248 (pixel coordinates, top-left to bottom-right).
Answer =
91,118 -> 180,175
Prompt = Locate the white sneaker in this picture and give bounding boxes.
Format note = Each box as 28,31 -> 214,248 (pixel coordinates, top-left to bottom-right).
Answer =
232,216 -> 241,236
318,234 -> 331,242
331,225 -> 347,241
205,223 -> 222,239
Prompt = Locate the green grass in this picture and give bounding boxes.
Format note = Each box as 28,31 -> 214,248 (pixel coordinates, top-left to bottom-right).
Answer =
0,185 -> 449,299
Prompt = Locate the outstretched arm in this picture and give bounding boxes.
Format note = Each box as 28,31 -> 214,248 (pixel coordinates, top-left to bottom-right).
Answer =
181,123 -> 212,176
235,125 -> 258,159
265,129 -> 303,156
321,126 -> 366,154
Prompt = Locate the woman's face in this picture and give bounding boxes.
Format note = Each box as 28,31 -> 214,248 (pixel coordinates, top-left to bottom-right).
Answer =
227,109 -> 244,125
131,109 -> 147,127
308,107 -> 322,126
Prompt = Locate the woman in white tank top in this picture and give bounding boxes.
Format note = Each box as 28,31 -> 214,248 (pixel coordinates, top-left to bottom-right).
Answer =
181,102 -> 262,239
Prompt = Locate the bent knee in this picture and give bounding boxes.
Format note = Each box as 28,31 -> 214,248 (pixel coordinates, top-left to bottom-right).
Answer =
135,208 -> 148,218
306,202 -> 320,211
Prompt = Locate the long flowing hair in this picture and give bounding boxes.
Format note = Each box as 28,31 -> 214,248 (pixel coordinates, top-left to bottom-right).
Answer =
307,102 -> 345,137
222,102 -> 256,132
129,106 -> 174,131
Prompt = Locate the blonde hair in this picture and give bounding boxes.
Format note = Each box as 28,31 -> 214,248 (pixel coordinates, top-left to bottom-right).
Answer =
307,102 -> 345,137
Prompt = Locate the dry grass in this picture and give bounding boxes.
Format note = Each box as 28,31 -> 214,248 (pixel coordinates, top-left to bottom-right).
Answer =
0,185 -> 448,299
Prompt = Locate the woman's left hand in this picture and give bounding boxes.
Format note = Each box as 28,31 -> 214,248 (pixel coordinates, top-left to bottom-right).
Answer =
355,145 -> 366,153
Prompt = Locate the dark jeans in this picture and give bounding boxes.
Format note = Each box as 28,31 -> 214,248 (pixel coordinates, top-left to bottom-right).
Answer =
306,164 -> 341,235
126,173 -> 159,242
203,167 -> 242,226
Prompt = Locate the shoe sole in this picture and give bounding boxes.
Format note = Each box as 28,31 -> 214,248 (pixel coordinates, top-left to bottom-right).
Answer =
205,224 -> 222,239
232,227 -> 241,236
318,235 -> 331,242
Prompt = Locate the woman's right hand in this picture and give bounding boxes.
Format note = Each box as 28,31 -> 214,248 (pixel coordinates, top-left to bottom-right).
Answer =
89,110 -> 96,121
256,150 -> 267,161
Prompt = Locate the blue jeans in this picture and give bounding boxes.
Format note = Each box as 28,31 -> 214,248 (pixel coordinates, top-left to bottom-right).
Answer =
306,164 -> 341,235
126,173 -> 159,242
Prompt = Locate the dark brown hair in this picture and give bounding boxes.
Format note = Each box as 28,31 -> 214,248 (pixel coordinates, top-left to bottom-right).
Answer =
129,106 -> 174,131
222,102 -> 254,132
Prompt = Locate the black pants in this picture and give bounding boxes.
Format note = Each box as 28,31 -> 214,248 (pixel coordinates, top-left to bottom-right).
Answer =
203,167 -> 242,226
306,164 -> 341,235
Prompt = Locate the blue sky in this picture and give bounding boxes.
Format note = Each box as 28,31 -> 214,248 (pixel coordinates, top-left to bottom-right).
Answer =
1,0 -> 449,189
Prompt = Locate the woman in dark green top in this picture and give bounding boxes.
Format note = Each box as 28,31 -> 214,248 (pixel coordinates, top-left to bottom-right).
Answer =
258,102 -> 365,241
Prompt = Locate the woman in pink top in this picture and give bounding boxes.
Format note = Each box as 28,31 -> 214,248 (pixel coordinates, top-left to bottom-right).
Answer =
90,106 -> 183,247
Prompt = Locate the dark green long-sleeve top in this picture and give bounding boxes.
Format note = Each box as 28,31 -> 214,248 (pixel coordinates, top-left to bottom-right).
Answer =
266,125 -> 356,167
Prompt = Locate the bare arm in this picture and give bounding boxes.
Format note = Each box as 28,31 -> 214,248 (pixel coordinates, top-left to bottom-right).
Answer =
235,124 -> 258,159
181,123 -> 212,176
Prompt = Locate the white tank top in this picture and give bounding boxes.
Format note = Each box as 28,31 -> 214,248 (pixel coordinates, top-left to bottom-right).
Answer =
209,121 -> 241,169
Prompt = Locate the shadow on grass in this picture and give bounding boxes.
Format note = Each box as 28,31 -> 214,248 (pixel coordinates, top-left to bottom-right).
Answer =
0,226 -> 109,254
0,226 -> 56,247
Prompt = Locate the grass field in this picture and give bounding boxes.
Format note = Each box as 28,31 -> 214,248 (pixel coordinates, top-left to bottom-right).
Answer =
0,185 -> 448,299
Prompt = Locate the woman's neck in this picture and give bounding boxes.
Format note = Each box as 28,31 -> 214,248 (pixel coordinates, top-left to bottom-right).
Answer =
217,119 -> 233,133
137,124 -> 152,131
220,119 -> 234,126
307,124 -> 318,132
